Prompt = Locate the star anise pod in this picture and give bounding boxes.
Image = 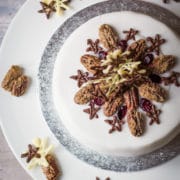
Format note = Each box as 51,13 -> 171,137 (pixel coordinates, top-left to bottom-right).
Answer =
96,177 -> 111,180
163,0 -> 180,3
146,105 -> 161,125
161,71 -> 180,87
21,144 -> 41,163
38,1 -> 56,19
86,39 -> 103,54
70,70 -> 89,87
104,116 -> 124,133
83,100 -> 101,119
146,34 -> 166,55
123,28 -> 139,41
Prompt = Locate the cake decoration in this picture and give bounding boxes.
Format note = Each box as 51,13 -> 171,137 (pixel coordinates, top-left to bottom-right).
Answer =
1,65 -> 29,97
38,0 -> 70,19
21,138 -> 60,180
70,24 -> 180,137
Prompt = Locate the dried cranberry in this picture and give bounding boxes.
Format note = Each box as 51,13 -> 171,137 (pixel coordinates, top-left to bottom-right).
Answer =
143,54 -> 154,65
94,97 -> 105,106
149,74 -> 162,83
98,51 -> 107,60
118,40 -> 128,52
117,105 -> 127,120
140,98 -> 152,112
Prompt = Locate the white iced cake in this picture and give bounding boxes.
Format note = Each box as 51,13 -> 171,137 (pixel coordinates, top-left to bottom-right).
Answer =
52,12 -> 180,156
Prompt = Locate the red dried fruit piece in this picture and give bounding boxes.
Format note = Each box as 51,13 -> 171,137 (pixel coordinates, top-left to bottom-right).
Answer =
149,74 -> 162,84
143,54 -> 154,65
117,105 -> 127,120
98,51 -> 108,60
140,98 -> 152,112
94,97 -> 105,106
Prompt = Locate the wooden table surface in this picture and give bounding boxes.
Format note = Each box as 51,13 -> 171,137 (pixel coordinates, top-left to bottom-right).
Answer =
0,1 -> 31,179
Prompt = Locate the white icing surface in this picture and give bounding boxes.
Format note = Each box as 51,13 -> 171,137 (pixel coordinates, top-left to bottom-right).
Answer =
52,11 -> 180,156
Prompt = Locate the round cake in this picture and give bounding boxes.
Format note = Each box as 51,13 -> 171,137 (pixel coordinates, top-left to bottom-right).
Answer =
52,11 -> 180,156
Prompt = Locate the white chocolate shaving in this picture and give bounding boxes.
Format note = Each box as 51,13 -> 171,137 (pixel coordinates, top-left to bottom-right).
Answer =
41,0 -> 70,16
27,137 -> 54,169
117,61 -> 141,76
55,0 -> 70,15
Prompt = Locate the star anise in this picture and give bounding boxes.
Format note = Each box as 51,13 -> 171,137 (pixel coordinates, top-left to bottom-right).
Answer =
146,105 -> 161,125
161,71 -> 180,87
70,70 -> 89,87
38,1 -> 56,19
146,34 -> 166,55
123,28 -> 139,41
163,0 -> 170,2
163,0 -> 180,3
96,177 -> 111,180
21,144 -> 41,163
83,100 -> 101,119
86,39 -> 103,54
105,116 -> 124,133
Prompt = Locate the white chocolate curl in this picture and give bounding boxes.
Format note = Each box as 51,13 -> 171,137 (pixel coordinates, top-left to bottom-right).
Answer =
27,138 -> 54,169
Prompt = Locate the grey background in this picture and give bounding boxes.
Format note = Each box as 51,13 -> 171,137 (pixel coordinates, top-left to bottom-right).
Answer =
0,1 -> 31,179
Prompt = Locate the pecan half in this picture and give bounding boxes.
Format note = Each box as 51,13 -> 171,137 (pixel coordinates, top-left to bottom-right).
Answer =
81,55 -> 101,74
1,65 -> 23,91
124,87 -> 139,110
138,82 -> 167,102
128,39 -> 146,61
103,93 -> 124,117
150,55 -> 175,74
11,75 -> 29,97
42,154 -> 59,180
99,24 -> 119,49
74,84 -> 94,104
127,110 -> 144,137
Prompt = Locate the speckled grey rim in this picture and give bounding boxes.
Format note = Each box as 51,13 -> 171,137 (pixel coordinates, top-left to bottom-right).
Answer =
38,0 -> 180,172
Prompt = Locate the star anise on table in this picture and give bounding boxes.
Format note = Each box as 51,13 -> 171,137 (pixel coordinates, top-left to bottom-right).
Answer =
21,144 -> 41,163
146,105 -> 161,125
104,116 -> 124,133
70,70 -> 89,87
163,0 -> 180,3
86,39 -> 103,54
83,100 -> 101,119
163,0 -> 170,3
162,71 -> 180,87
38,1 -> 56,19
96,177 -> 111,180
146,34 -> 166,55
123,28 -> 139,41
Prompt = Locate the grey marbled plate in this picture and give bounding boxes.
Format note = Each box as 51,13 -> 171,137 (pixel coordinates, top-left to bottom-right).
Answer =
38,0 -> 180,172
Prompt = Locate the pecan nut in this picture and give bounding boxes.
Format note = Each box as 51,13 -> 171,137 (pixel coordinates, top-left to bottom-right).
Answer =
1,65 -> 23,91
127,110 -> 144,137
150,55 -> 175,74
74,84 -> 94,104
99,24 -> 119,49
128,39 -> 146,61
11,75 -> 29,97
103,93 -> 124,117
124,87 -> 139,110
42,154 -> 59,180
80,54 -> 101,74
138,82 -> 167,102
